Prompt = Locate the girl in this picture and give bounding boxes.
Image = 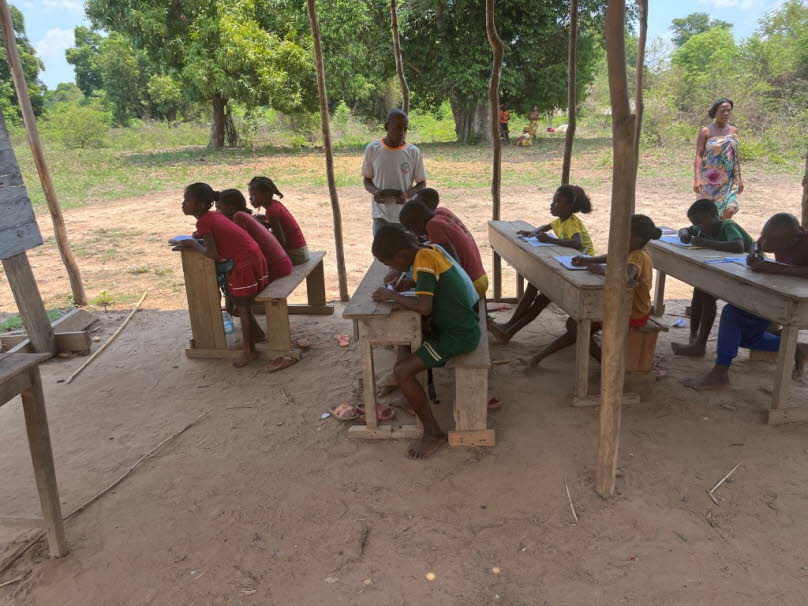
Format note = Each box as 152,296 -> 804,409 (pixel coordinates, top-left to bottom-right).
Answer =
490,185 -> 595,343
179,182 -> 268,367
216,189 -> 293,284
247,176 -> 310,265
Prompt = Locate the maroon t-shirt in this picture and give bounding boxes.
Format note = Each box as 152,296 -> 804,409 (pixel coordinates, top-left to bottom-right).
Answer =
195,211 -> 261,265
233,211 -> 289,265
263,199 -> 307,250
774,227 -> 808,266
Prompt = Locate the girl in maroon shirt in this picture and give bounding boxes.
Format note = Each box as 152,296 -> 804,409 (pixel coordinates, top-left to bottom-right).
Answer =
247,176 -> 310,265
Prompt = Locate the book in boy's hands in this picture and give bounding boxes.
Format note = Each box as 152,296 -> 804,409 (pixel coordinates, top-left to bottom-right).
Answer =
378,188 -> 403,204
168,235 -> 194,245
553,255 -> 590,271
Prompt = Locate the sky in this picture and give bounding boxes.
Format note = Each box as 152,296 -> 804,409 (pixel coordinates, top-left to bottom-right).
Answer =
20,0 -> 786,90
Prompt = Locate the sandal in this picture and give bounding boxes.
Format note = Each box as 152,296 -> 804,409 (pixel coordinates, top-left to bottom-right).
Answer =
358,405 -> 396,422
330,403 -> 361,421
336,334 -> 351,348
267,355 -> 298,373
487,397 -> 503,410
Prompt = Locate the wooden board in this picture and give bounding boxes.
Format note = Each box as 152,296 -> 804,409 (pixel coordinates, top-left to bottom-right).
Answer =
0,113 -> 41,259
0,353 -> 50,407
448,429 -> 495,447
180,250 -> 226,350
343,259 -> 394,319
3,331 -> 91,354
347,424 -> 423,440
256,251 -> 327,301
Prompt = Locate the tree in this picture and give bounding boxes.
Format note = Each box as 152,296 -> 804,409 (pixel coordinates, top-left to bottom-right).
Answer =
0,5 -> 44,120
44,82 -> 83,106
96,33 -> 152,125
147,74 -> 183,122
670,12 -> 732,48
671,27 -> 739,109
65,26 -> 104,96
87,0 -> 317,147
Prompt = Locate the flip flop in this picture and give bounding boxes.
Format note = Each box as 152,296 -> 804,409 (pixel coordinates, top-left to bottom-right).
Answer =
267,355 -> 298,373
330,403 -> 361,421
358,405 -> 396,422
296,338 -> 312,350
336,334 -> 351,348
488,397 -> 503,410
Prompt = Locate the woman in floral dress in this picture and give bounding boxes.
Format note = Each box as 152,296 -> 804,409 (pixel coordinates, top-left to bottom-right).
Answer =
693,98 -> 744,219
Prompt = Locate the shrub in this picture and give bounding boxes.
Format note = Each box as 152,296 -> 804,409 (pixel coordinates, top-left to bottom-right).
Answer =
44,102 -> 112,149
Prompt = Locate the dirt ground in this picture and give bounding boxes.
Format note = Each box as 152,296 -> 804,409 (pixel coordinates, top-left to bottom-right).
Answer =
0,156 -> 807,605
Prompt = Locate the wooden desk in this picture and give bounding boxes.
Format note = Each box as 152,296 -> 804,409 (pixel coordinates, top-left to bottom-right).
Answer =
488,220 -> 633,400
343,260 -> 423,441
648,240 -> 808,423
0,353 -> 68,557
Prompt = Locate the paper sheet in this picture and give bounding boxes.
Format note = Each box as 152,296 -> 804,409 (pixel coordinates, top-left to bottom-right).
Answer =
704,256 -> 747,264
553,255 -> 590,271
520,236 -> 555,247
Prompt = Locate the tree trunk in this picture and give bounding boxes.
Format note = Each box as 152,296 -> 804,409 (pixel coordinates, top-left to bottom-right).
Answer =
595,0 -> 637,499
224,106 -> 238,147
630,0 -> 648,212
307,0 -> 349,302
801,153 -> 808,229
450,98 -> 492,143
209,94 -> 226,148
390,0 -> 409,114
486,0 -> 504,300
561,0 -> 579,185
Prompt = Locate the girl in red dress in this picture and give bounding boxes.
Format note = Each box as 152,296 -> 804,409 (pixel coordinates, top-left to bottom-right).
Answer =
179,182 -> 268,367
247,176 -> 310,265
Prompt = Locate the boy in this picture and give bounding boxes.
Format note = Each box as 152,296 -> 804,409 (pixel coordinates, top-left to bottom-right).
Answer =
413,187 -> 473,240
399,200 -> 488,298
513,127 -> 532,147
371,225 -> 480,458
498,104 -> 510,143
686,213 -> 808,390
672,198 -> 755,357
362,108 -> 427,236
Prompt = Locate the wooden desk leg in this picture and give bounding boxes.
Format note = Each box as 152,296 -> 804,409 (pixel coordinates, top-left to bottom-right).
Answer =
771,325 -> 798,413
306,260 -> 327,307
574,319 -> 592,400
21,368 -> 68,558
266,299 -> 292,354
181,251 -> 226,350
360,340 -> 378,430
411,337 -> 425,430
516,274 -> 525,300
652,270 -> 666,317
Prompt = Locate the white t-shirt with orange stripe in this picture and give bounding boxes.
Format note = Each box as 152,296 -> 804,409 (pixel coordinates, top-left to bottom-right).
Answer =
361,139 -> 427,223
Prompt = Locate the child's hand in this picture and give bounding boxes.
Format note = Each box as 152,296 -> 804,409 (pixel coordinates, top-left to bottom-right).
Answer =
395,192 -> 407,205
587,264 -> 606,275
536,232 -> 553,243
679,231 -> 693,244
747,258 -> 774,273
516,229 -> 532,237
372,287 -> 396,302
395,278 -> 415,292
571,256 -> 589,267
691,235 -> 706,246
383,269 -> 401,285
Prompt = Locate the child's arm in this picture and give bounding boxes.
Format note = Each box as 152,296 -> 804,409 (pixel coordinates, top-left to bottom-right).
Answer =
678,227 -> 693,243
691,236 -> 745,253
372,288 -> 433,316
404,180 -> 426,202
572,254 -> 607,267
517,223 -> 552,237
747,259 -> 808,278
536,231 -> 584,251
364,177 -> 383,203
179,233 -> 220,260
269,217 -> 287,247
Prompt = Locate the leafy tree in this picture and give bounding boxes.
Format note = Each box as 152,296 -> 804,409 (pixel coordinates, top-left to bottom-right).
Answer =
95,33 -> 153,125
44,82 -> 84,106
0,5 -> 45,120
672,27 -> 738,91
670,12 -> 732,48
65,26 -> 104,96
147,74 -> 183,121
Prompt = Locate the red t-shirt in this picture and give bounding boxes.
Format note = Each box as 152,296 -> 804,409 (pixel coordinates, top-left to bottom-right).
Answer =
195,211 -> 262,265
263,199 -> 306,250
435,207 -> 473,240
233,211 -> 289,265
425,215 -> 485,281
774,227 -> 808,266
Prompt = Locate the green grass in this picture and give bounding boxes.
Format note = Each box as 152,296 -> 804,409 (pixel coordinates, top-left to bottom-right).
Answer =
0,307 -> 74,333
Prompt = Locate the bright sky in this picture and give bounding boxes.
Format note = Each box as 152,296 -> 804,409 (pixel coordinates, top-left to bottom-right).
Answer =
20,0 -> 784,90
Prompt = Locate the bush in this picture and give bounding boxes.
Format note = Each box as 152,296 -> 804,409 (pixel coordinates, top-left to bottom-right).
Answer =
44,102 -> 112,149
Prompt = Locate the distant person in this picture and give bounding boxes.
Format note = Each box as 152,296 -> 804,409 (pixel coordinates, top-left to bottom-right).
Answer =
361,108 -> 427,235
247,176 -> 310,265
528,105 -> 539,137
513,127 -> 532,147
671,198 -> 754,357
694,98 -> 744,219
498,104 -> 510,143
686,213 -> 808,391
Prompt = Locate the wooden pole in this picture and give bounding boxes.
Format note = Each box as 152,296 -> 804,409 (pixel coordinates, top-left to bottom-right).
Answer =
801,153 -> 808,229
0,0 -> 85,306
561,0 -> 579,185
390,0 -> 409,114
307,0 -> 349,302
486,0 -> 504,300
595,0 -> 636,498
2,253 -> 55,353
630,0 -> 648,212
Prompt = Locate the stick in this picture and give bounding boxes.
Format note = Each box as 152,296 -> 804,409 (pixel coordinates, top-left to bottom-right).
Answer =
0,576 -> 23,589
66,292 -> 147,384
563,474 -> 578,524
707,462 -> 741,504
0,409 -> 213,574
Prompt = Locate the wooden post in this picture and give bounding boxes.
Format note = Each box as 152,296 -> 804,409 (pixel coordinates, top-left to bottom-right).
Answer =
390,0 -> 409,114
486,0 -> 504,300
2,253 -> 55,353
306,0 -> 349,302
801,153 -> 808,229
630,0 -> 648,212
0,0 -> 85,306
560,0 -> 578,185
595,0 -> 637,498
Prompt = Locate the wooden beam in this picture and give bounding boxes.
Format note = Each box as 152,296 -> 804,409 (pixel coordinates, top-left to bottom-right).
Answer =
2,253 -> 55,353
486,0 -> 504,300
390,0 -> 409,114
0,0 -> 85,305
595,0 -> 638,498
561,0 -> 579,185
630,0 -> 649,212
801,153 -> 807,229
3,331 -> 90,354
306,0 -> 349,302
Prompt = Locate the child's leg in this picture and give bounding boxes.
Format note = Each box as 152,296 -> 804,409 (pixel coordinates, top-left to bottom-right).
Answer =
491,287 -> 549,343
529,317 -> 578,366
393,353 -> 445,459
672,289 -> 714,357
234,303 -> 259,367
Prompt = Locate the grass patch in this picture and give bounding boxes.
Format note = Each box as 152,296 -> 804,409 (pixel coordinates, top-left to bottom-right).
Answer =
0,306 -> 75,333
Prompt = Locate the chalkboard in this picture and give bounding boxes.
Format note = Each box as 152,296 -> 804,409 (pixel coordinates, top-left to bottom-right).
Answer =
0,110 -> 42,260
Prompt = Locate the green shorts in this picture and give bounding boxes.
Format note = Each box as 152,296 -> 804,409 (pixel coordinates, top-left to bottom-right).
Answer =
287,245 -> 310,265
416,327 -> 480,368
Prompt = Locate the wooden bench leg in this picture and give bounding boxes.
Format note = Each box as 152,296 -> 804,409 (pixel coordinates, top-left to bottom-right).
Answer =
574,319 -> 592,400
361,340 -> 378,430
265,298 -> 293,355
449,367 -> 494,447
652,270 -> 666,317
770,325 -> 798,414
516,274 -> 524,299
21,368 -> 68,558
306,260 -> 327,306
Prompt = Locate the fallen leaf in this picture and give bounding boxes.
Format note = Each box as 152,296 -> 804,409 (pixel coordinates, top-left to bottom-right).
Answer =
324,576 -> 339,584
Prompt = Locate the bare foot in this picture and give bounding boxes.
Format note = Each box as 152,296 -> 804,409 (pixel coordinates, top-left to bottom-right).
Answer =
671,341 -> 706,357
683,365 -> 730,391
407,432 -> 447,459
488,321 -> 511,344
234,350 -> 259,367
253,325 -> 266,343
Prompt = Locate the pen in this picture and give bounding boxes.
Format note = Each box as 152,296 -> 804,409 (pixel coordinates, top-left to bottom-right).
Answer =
393,272 -> 406,289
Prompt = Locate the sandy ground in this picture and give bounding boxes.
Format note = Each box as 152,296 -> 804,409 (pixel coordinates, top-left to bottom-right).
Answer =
0,155 -> 806,604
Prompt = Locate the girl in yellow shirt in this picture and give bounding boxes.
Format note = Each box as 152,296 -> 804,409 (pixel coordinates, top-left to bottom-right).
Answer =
490,185 -> 595,343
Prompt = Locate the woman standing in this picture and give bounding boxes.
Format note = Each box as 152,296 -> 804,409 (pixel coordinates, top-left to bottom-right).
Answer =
693,98 -> 744,219
528,104 -> 539,137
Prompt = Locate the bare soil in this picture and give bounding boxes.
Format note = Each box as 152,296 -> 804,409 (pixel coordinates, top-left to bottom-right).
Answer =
0,156 -> 806,605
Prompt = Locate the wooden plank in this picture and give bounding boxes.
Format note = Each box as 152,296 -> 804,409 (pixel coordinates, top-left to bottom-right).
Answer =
51,308 -> 95,332
288,304 -> 333,315
360,340 -> 378,430
356,313 -> 421,343
453,367 -> 488,432
0,372 -> 31,407
573,392 -> 641,407
448,429 -> 495,447
347,424 -> 422,440
1,309 -> 95,354
750,349 -> 778,362
2,331 -> 90,354
305,257 -> 327,306
180,250 -> 226,350
265,298 -> 292,354
184,346 -> 301,361
767,406 -> 808,425
652,270 -> 666,317
0,186 -> 37,232
0,517 -> 45,529
20,366 -> 68,557
0,220 -> 42,260
343,259 -> 393,318
574,319 -> 592,398
2,253 -> 54,352
771,324 -> 798,411
256,251 -> 327,301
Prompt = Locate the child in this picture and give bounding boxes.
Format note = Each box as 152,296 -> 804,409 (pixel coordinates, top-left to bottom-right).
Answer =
247,176 -> 310,265
361,108 -> 427,235
499,104 -> 510,143
686,213 -> 808,391
415,188 -> 473,240
178,183 -> 268,367
490,185 -> 595,343
528,105 -> 539,137
513,127 -> 532,147
672,198 -> 754,357
370,225 -> 480,459
399,199 -> 488,298
216,188 -> 293,284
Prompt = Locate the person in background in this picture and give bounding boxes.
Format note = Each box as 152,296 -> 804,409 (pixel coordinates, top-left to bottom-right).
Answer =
513,127 -> 532,147
361,108 -> 427,236
499,104 -> 510,143
247,176 -> 310,265
694,98 -> 743,219
528,105 -> 539,137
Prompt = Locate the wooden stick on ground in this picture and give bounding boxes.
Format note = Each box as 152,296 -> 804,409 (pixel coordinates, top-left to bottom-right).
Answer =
564,474 -> 578,524
0,409 -> 213,575
66,291 -> 147,384
707,462 -> 741,505
0,576 -> 24,589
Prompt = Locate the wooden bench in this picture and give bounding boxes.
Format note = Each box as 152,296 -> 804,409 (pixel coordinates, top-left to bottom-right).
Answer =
446,303 -> 494,447
623,317 -> 668,399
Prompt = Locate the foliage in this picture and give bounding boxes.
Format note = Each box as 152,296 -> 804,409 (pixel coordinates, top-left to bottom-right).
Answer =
147,74 -> 183,121
44,82 -> 84,106
44,98 -> 112,149
0,5 -> 45,121
65,26 -> 104,96
670,12 -> 732,48
93,290 -> 114,311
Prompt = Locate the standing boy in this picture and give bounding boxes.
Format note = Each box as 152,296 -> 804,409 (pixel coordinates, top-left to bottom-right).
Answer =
371,225 -> 480,458
362,109 -> 427,235
686,213 -> 808,390
498,104 -> 510,143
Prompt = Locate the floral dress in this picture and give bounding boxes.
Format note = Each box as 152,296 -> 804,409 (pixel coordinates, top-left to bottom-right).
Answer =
700,133 -> 740,218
